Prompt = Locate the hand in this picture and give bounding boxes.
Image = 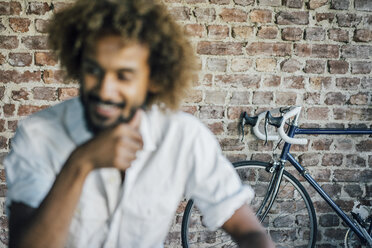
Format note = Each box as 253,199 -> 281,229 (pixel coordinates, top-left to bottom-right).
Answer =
72,110 -> 143,171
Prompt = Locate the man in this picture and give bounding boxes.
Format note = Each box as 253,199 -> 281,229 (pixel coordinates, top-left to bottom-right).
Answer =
5,0 -> 274,247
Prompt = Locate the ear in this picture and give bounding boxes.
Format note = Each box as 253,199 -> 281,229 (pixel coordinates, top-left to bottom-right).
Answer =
148,80 -> 161,93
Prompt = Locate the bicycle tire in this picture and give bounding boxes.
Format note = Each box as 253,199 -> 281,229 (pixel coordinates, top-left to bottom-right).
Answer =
181,160 -> 317,248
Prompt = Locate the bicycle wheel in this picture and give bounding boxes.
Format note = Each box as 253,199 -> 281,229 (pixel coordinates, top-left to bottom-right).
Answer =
181,160 -> 317,248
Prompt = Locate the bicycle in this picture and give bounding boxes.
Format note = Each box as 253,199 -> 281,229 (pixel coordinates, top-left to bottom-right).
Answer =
181,106 -> 372,248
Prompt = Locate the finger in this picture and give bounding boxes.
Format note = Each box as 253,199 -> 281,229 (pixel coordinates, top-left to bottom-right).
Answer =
128,109 -> 142,130
119,135 -> 143,151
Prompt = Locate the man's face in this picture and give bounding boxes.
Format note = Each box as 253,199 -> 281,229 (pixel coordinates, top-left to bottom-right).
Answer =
80,35 -> 152,132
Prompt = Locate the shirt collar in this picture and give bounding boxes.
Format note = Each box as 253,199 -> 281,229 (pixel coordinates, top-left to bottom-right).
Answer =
64,97 -> 156,152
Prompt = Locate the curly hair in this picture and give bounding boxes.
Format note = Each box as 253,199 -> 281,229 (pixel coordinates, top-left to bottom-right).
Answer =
48,0 -> 196,110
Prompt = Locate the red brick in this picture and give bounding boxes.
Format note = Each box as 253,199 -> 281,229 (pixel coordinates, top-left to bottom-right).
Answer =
304,60 -> 325,74
58,87 -> 79,101
220,8 -> 247,22
263,75 -> 280,87
337,13 -> 362,27
298,153 -> 320,167
328,28 -> 349,42
197,41 -> 243,55
281,27 -> 303,41
12,88 -> 29,101
247,42 -> 291,56
334,139 -> 352,151
312,139 -> 333,151
324,92 -> 347,105
184,90 -> 202,104
333,108 -> 368,121
204,90 -> 226,104
328,60 -> 348,74
344,185 -> 363,197
331,0 -> 349,10
35,52 -> 58,66
308,0 -> 327,9
206,58 -> 227,71
233,0 -> 254,6
0,136 -> 7,149
35,19 -> 50,33
280,59 -> 302,72
0,53 -> 4,65
336,77 -> 360,90
283,0 -> 303,8
18,105 -> 48,116
0,1 -> 22,15
231,58 -> 253,72
226,106 -> 250,120
9,18 -> 31,32
252,91 -> 273,104
341,45 -> 371,59
220,138 -> 245,151
257,26 -> 278,39
355,0 -> 372,11
210,0 -> 230,3
230,91 -> 251,105
185,0 -> 206,3
0,120 -> 4,132
53,2 -> 72,13
349,93 -> 368,105
283,76 -> 304,89
256,58 -> 276,72
27,2 -> 51,15
353,29 -> 372,42
295,44 -> 339,58
319,214 -> 339,228
180,106 -> 197,115
215,74 -> 260,88
207,25 -> 229,39
305,27 -> 325,41
207,122 -> 224,135
184,24 -> 205,38
3,104 -> 15,117
275,92 -> 297,105
32,87 -> 57,101
0,70 -> 41,83
249,9 -> 272,23
0,86 -> 4,100
356,140 -> 372,152
334,169 -> 371,182
316,13 -> 335,23
0,36 -> 18,49
275,11 -> 309,25
322,153 -> 343,166
309,75 -> 331,90
42,70 -> 66,84
351,61 -> 372,74
231,26 -> 254,39
22,36 -> 49,50
200,106 -> 224,119
193,8 -> 215,22
303,92 -> 320,105
307,107 -> 329,120
345,154 -> 365,167
8,53 -> 32,67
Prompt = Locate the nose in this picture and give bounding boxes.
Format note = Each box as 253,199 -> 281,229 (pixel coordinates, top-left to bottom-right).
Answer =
96,72 -> 118,100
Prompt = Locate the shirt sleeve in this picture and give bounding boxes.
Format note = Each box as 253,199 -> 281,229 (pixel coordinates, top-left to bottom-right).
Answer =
4,122 -> 55,216
184,123 -> 255,231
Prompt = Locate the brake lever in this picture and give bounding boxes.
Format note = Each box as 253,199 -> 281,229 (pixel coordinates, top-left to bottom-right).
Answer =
264,112 -> 269,145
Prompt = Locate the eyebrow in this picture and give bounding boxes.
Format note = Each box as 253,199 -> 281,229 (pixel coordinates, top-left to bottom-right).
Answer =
82,57 -> 136,74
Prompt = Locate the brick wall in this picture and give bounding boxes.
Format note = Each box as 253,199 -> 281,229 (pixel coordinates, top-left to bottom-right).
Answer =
0,0 -> 371,247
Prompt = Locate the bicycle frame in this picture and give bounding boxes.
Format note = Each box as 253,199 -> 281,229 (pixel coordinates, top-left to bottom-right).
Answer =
271,124 -> 372,244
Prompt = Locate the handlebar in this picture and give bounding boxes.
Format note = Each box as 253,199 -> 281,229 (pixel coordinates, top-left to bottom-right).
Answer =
241,106 -> 308,145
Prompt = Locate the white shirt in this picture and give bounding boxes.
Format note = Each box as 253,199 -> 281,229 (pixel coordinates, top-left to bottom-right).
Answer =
5,97 -> 254,248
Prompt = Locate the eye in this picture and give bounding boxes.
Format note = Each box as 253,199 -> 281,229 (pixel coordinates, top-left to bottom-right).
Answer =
83,63 -> 102,77
117,72 -> 131,81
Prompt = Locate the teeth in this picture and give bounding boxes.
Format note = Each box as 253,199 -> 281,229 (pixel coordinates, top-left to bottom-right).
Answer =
97,103 -> 116,110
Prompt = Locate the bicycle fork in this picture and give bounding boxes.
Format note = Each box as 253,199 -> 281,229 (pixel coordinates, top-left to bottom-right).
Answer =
256,161 -> 285,222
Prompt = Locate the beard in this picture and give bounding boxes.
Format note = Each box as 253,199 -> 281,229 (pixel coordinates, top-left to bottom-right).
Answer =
80,88 -> 142,135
